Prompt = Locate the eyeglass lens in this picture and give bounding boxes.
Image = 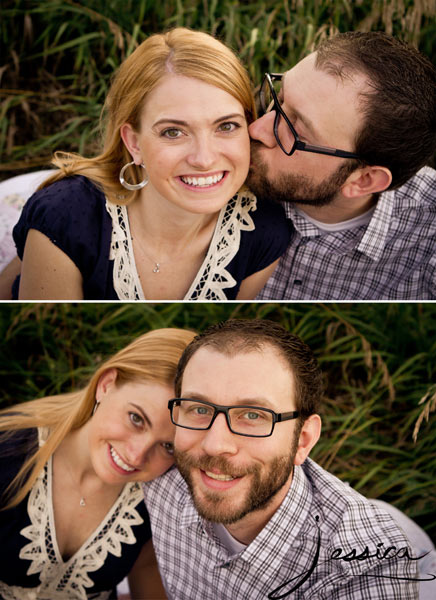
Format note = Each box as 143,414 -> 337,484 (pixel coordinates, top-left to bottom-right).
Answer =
260,76 -> 296,154
172,400 -> 275,436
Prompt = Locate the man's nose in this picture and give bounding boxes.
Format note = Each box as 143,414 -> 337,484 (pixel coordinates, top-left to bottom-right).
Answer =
248,111 -> 277,148
200,413 -> 238,457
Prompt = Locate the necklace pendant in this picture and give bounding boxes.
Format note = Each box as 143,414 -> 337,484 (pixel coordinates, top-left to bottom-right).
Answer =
79,498 -> 86,507
153,263 -> 160,274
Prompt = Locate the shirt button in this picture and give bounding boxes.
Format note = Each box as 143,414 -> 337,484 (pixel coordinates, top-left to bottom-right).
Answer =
293,280 -> 302,286
222,562 -> 231,568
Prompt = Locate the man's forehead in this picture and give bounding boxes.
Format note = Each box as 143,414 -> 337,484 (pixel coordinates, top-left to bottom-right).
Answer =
183,343 -> 294,380
181,345 -> 296,409
280,51 -> 367,146
283,51 -> 316,80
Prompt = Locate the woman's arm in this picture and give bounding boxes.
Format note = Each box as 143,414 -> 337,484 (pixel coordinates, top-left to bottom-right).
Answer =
236,258 -> 280,300
128,538 -> 167,600
18,229 -> 84,299
0,256 -> 21,300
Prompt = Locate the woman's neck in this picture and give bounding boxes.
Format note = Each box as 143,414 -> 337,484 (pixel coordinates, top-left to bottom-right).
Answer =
128,191 -> 219,257
54,425 -> 95,486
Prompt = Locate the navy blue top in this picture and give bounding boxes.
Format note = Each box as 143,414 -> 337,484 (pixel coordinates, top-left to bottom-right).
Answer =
12,176 -> 291,300
0,428 -> 151,598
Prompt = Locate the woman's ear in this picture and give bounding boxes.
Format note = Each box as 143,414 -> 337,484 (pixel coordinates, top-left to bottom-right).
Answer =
95,368 -> 118,403
120,123 -> 143,165
294,414 -> 322,466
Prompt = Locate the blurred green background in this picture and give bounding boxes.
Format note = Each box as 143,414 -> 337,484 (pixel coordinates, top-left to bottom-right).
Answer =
1,0 -> 435,179
1,302 -> 435,540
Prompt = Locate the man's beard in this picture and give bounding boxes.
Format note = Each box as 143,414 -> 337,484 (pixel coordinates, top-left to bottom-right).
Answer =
247,141 -> 357,207
174,430 -> 300,525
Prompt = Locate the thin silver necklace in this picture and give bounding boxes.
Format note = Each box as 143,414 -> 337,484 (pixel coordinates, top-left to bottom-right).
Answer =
63,459 -> 87,507
131,235 -> 162,273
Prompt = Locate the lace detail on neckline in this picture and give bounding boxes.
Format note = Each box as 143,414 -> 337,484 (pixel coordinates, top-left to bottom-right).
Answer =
2,458 -> 144,600
105,202 -> 142,300
105,189 -> 257,300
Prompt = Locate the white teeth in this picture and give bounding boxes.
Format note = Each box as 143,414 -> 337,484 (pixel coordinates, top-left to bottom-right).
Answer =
110,446 -> 135,472
205,470 -> 235,481
181,173 -> 224,187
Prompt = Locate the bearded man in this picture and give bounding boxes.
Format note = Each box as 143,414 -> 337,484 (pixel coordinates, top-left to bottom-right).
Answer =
141,319 -> 428,599
248,32 -> 436,300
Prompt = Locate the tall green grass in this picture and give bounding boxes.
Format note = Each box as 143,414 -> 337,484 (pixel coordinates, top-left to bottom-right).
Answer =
1,0 -> 435,177
1,302 -> 435,540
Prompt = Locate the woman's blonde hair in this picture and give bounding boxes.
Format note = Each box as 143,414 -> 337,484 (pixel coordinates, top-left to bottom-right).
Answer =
0,327 -> 196,509
40,28 -> 256,204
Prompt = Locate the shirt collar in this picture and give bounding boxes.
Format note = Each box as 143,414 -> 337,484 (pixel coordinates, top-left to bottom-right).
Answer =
284,189 -> 395,261
356,189 -> 395,260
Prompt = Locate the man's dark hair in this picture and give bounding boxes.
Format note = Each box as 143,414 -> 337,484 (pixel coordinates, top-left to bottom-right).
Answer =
174,319 -> 323,419
315,31 -> 436,189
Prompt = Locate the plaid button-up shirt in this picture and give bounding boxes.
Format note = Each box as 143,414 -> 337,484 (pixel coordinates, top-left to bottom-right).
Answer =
142,459 -> 419,599
257,166 -> 436,300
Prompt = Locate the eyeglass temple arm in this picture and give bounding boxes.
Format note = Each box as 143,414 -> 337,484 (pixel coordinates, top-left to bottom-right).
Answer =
276,410 -> 300,422
294,140 -> 360,160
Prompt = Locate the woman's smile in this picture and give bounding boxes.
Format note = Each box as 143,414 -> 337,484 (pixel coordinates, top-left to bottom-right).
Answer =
178,171 -> 227,190
108,444 -> 137,474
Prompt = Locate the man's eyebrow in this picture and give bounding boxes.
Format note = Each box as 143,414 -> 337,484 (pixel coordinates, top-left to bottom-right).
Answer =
153,113 -> 245,128
130,402 -> 152,427
180,391 -> 276,410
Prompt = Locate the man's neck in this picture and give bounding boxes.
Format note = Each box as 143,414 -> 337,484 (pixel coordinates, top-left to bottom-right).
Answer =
294,192 -> 377,224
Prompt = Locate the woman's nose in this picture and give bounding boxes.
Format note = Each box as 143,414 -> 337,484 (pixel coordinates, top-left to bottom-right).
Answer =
124,436 -> 152,467
186,135 -> 218,169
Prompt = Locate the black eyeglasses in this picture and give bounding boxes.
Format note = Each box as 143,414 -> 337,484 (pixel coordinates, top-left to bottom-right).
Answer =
168,398 -> 299,438
260,72 -> 362,160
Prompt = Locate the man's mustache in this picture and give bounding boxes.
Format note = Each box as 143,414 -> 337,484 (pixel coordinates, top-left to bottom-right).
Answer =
174,450 -> 256,479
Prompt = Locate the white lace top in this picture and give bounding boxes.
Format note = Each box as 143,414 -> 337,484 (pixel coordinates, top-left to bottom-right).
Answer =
0,431 -> 145,600
105,189 -> 257,300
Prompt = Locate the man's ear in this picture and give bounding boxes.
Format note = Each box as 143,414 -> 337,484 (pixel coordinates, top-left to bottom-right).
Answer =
95,368 -> 118,403
120,123 -> 143,165
294,414 -> 321,466
341,165 -> 392,199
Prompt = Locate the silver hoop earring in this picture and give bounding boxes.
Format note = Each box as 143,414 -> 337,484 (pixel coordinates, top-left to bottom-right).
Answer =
119,161 -> 149,191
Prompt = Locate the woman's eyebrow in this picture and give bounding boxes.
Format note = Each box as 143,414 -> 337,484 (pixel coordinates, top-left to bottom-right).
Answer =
153,118 -> 188,127
153,113 -> 245,128
130,402 -> 152,427
212,113 -> 245,124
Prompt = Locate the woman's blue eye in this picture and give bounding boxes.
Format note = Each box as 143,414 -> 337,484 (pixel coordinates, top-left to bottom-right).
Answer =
129,412 -> 143,427
162,128 -> 182,138
161,442 -> 174,456
218,122 -> 240,133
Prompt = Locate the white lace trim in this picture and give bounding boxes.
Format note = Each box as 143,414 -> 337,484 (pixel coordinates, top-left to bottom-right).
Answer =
0,456 -> 144,600
105,189 -> 257,300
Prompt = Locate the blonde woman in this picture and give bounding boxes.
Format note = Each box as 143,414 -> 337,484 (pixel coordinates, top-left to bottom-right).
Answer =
0,327 -> 196,599
12,28 -> 289,300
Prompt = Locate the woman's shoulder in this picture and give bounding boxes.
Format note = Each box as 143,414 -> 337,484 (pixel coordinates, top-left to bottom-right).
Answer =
21,175 -> 106,218
0,428 -> 38,497
13,175 -> 112,263
232,187 -> 290,243
250,192 -> 289,227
